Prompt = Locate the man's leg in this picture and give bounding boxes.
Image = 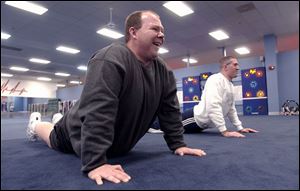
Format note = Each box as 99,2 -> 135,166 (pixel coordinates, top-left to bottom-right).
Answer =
35,122 -> 54,148
182,108 -> 203,133
27,112 -> 63,148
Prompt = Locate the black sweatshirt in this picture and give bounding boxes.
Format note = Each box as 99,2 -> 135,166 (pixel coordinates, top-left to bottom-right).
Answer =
62,43 -> 186,173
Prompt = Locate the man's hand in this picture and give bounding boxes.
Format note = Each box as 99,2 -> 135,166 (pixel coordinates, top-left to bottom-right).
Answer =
221,131 -> 245,138
88,164 -> 131,185
239,128 -> 259,133
174,147 -> 206,156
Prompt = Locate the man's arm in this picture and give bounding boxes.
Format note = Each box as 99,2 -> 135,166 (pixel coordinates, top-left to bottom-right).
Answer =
174,147 -> 206,156
227,99 -> 258,136
239,128 -> 259,133
217,103 -> 245,137
78,58 -> 130,184
157,70 -> 186,150
221,130 -> 245,138
88,164 -> 131,185
227,102 -> 243,131
157,70 -> 206,156
220,128 -> 258,138
204,77 -> 228,133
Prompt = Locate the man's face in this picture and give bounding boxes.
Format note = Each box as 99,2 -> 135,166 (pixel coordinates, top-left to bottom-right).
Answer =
225,58 -> 240,79
135,12 -> 165,60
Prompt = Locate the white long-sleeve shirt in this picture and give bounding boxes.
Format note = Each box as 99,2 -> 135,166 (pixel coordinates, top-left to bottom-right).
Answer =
193,73 -> 243,132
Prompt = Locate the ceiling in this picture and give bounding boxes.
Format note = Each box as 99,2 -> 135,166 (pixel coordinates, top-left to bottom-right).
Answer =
1,1 -> 299,85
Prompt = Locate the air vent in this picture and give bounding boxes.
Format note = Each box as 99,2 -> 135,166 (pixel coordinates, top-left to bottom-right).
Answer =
1,45 -> 22,51
236,3 -> 256,13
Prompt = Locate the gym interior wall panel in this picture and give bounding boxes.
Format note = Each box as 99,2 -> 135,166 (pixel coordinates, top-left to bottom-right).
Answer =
182,76 -> 201,111
277,49 -> 299,105
241,67 -> 268,115
243,99 -> 269,115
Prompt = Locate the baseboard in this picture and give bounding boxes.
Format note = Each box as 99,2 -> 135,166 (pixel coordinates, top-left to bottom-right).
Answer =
238,112 -> 281,116
268,112 -> 280,115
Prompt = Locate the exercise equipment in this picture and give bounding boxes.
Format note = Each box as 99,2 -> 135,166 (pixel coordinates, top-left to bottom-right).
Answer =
281,100 -> 299,115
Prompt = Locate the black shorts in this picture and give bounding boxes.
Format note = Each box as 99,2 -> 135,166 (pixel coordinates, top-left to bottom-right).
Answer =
49,117 -> 74,154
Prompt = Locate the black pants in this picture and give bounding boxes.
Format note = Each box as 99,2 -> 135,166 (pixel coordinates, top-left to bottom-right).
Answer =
151,109 -> 203,133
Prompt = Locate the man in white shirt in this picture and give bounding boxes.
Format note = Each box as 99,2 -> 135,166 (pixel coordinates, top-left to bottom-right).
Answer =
150,56 -> 258,137
188,56 -> 258,137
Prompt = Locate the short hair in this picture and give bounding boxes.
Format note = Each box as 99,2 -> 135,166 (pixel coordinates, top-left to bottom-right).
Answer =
219,56 -> 237,66
125,10 -> 159,43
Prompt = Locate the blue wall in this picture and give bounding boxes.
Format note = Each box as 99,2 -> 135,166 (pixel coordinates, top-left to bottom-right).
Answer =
12,97 -> 49,111
54,50 -> 299,115
173,51 -> 299,114
173,56 -> 263,81
9,49 -> 298,113
277,49 -> 299,106
173,56 -> 264,114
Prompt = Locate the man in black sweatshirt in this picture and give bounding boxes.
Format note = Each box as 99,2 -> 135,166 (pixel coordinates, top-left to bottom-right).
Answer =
27,10 -> 206,185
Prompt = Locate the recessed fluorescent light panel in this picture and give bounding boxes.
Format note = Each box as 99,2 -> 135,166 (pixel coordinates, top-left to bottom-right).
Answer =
70,80 -> 81,84
1,73 -> 14,77
55,72 -> 70,77
37,77 -> 51,81
163,1 -> 194,17
5,1 -> 48,15
209,30 -> 229,40
1,32 -> 11,39
182,58 -> 198,64
158,47 -> 169,54
77,65 -> 87,71
29,58 -> 50,64
9,66 -> 29,72
97,28 -> 124,39
56,46 -> 80,54
56,84 -> 66,87
235,47 -> 250,55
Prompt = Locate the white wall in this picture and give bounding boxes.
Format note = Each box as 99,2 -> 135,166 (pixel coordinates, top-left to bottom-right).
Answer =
1,78 -> 57,98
